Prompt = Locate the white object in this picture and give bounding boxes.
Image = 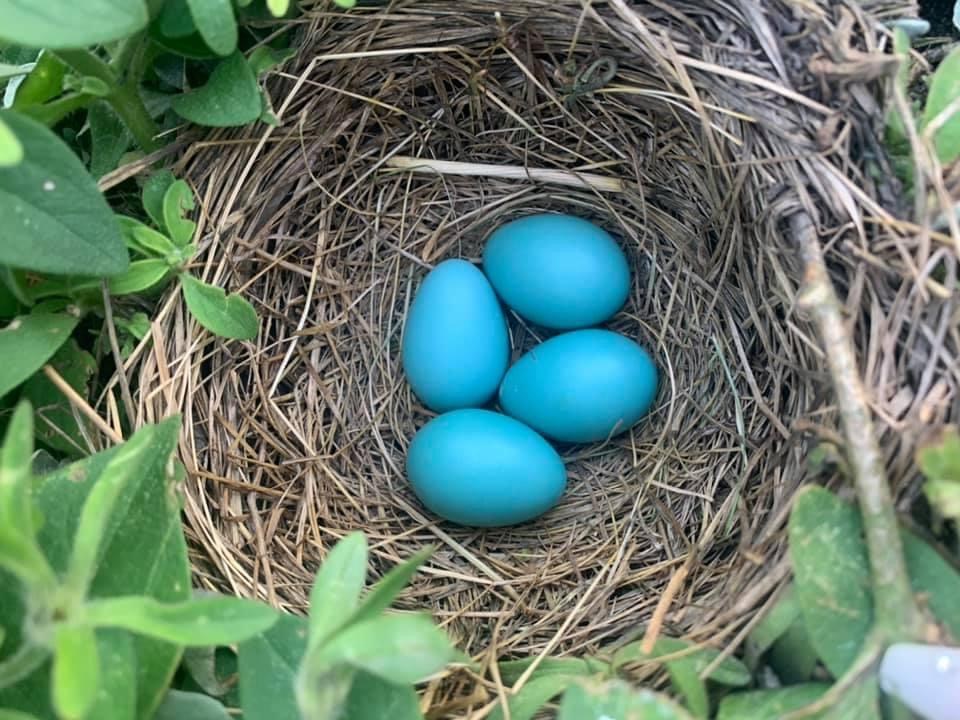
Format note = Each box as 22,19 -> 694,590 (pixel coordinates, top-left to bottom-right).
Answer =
879,643 -> 960,720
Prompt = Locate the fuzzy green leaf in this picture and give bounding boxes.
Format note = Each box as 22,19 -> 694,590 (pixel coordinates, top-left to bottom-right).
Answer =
924,46 -> 960,164
142,170 -> 176,231
181,273 -> 258,340
0,116 -> 23,167
88,102 -> 132,180
62,424 -> 156,600
248,46 -> 295,76
0,313 -> 78,399
171,52 -> 261,127
0,0 -> 149,49
489,675 -> 581,720
162,179 -> 197,247
108,259 -> 170,295
52,625 -> 100,720
745,585 -> 800,665
902,530 -> 960,640
0,111 -> 127,276
185,0 -> 238,56
86,631 -> 136,720
498,657 -> 595,685
788,486 -> 872,677
918,426 -> 960,521
557,680 -> 694,720
767,620 -> 818,685
314,613 -> 455,685
343,671 -> 423,720
351,546 -> 432,627
716,684 -> 830,720
33,417 -> 190,718
307,532 -> 368,650
83,595 -> 279,646
154,689 -> 231,720
266,0 -> 290,15
239,614 -> 307,720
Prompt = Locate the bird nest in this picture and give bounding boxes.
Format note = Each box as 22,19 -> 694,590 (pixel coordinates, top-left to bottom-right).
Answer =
116,0 -> 953,711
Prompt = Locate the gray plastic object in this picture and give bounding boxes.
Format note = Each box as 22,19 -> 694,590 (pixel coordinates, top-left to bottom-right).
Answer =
879,643 -> 960,720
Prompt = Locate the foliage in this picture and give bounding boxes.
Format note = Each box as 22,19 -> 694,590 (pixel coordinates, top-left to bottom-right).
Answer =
0,404 -> 456,719
917,425 -> 960,525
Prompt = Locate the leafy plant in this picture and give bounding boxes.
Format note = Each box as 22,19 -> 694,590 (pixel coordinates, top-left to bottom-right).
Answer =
917,425 -> 960,525
0,402 -> 458,719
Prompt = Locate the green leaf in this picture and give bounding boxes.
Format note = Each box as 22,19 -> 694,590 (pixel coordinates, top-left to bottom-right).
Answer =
33,417 -> 191,718
154,689 -> 231,720
296,663 -> 355,720
314,613 -> 455,685
185,0 -> 238,56
612,637 -> 751,687
333,0 -> 356,7
158,0 -> 196,38
142,170 -> 176,231
119,216 -> 179,259
83,595 -> 279,646
767,619 -> 818,684
917,425 -> 960,521
266,0 -> 291,16
62,422 -> 157,600
162,179 -> 197,247
788,486 -> 872,677
108,259 -> 170,295
902,530 -> 960,640
0,313 -> 79,400
308,532 -> 368,650
86,631 -> 136,720
181,647 -> 233,697
924,46 -> 960,164
0,110 -> 128,276
52,625 -> 100,720
0,0 -> 149,49
745,585 -> 800,665
823,676 -> 878,720
171,52 -> 261,127
351,546 -> 432,627
716,684 -> 830,720
489,675 -> 581,720
88,102 -> 132,180
498,657 -> 595,685
239,614 -> 307,720
181,273 -> 258,340
22,339 -> 96,457
0,116 -> 23,167
557,680 -> 694,720
343,671 -> 423,720
0,710 -> 43,720
0,401 -> 54,587
248,46 -> 296,76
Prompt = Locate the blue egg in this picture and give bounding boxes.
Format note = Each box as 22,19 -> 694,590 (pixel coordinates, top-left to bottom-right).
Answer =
406,409 -> 567,527
483,213 -> 630,329
499,330 -> 658,443
402,259 -> 509,412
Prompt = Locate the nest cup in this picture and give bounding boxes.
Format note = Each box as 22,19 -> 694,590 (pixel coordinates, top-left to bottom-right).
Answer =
121,0 -> 935,709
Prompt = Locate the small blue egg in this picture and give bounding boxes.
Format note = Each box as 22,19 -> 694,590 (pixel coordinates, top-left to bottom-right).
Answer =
406,409 -> 567,527
402,259 -> 509,412
499,329 -> 658,443
483,213 -> 630,329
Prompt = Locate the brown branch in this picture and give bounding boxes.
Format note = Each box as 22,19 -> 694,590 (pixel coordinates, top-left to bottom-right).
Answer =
790,211 -> 922,642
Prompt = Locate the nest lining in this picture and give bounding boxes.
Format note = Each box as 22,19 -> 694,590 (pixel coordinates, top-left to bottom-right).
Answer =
116,0 -> 945,708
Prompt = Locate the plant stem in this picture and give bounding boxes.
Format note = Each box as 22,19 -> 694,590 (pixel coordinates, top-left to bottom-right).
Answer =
790,211 -> 923,642
52,48 -> 160,152
21,92 -> 95,127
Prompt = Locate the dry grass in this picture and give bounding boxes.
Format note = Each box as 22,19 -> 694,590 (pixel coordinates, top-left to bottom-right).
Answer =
99,0 -> 960,714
